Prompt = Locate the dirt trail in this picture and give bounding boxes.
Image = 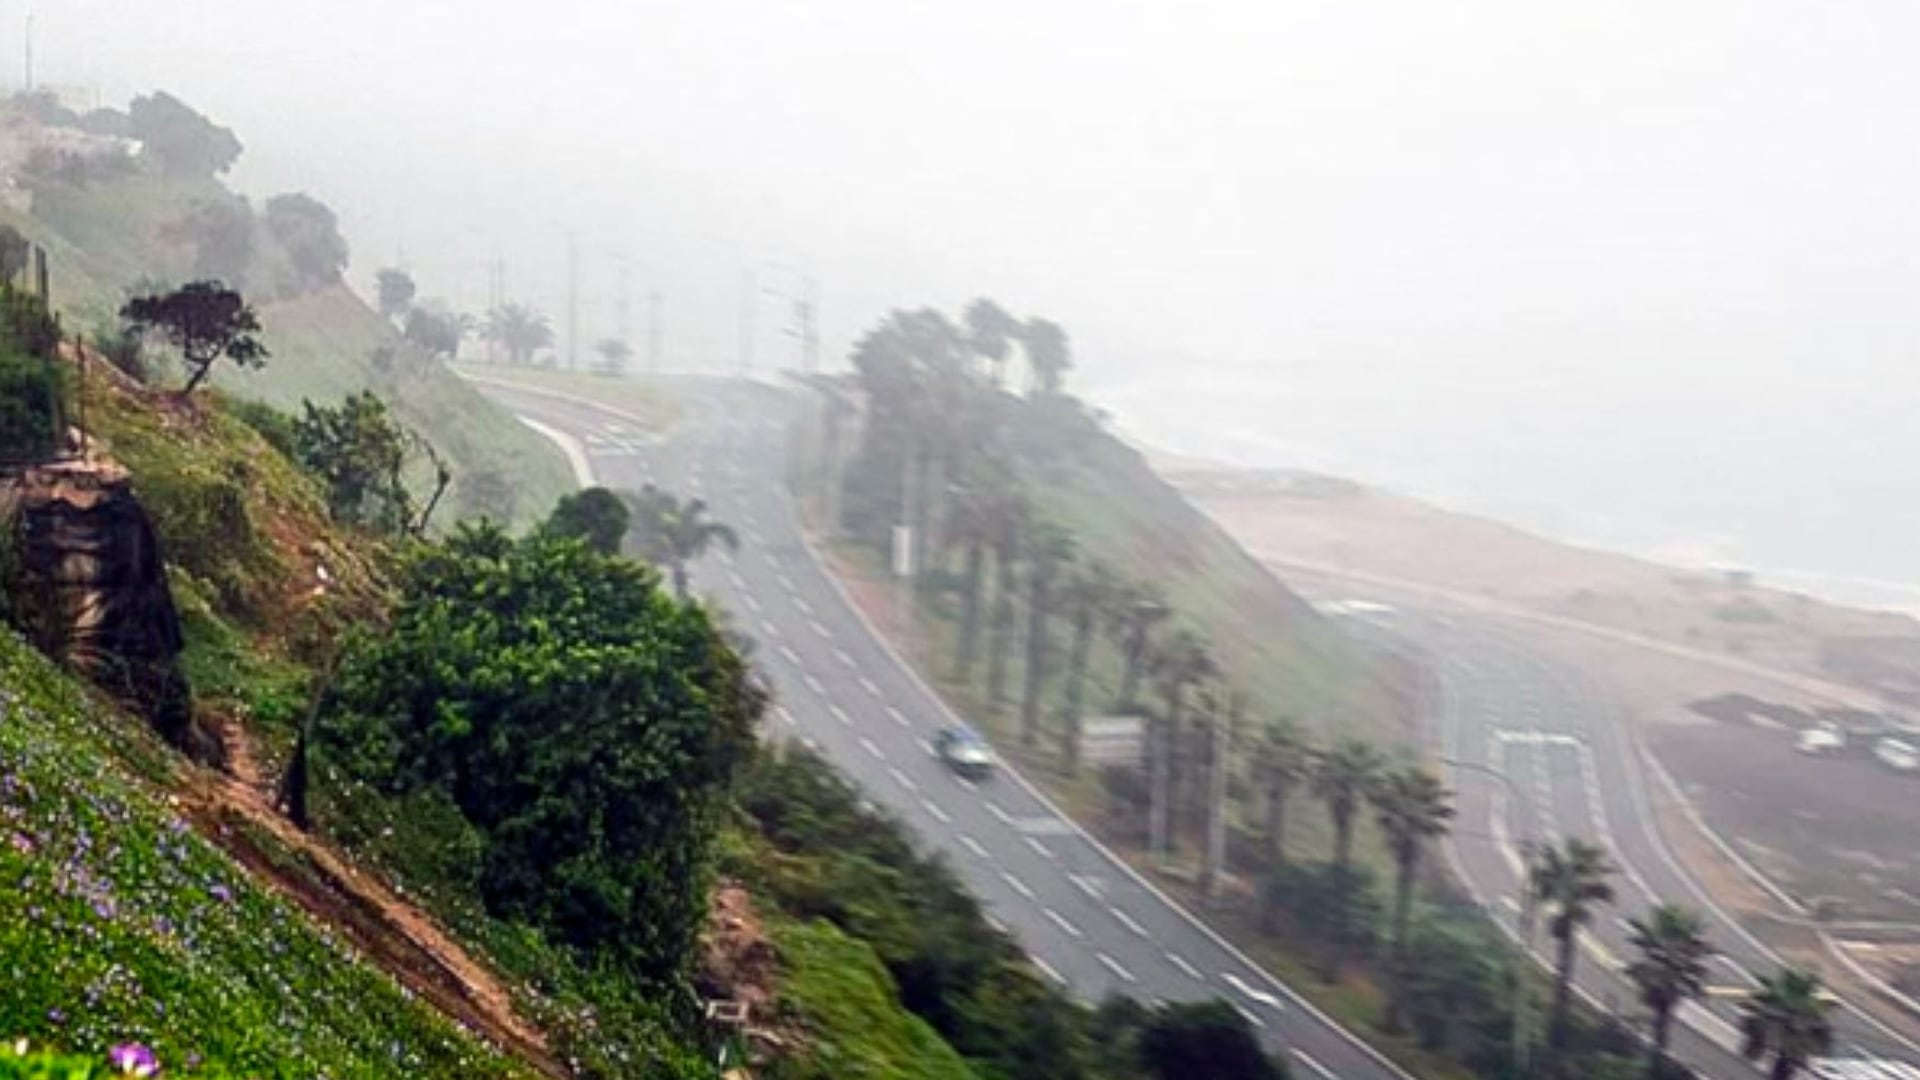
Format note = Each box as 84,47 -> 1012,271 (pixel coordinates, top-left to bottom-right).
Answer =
185,722 -> 568,1078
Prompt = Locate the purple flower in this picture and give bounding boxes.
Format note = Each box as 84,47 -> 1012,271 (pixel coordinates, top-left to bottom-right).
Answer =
108,1042 -> 159,1076
208,883 -> 233,904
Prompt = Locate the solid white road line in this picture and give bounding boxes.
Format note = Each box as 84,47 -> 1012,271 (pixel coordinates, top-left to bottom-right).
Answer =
960,835 -> 989,859
859,737 -> 884,760
921,799 -> 952,824
1043,908 -> 1084,939
1165,952 -> 1201,980
1111,909 -> 1149,938
1096,953 -> 1136,984
999,871 -> 1034,899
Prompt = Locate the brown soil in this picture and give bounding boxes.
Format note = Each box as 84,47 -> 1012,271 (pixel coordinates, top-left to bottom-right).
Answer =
184,723 -> 566,1078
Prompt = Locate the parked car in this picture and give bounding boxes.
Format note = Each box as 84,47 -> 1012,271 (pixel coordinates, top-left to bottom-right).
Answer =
933,726 -> 995,778
1873,737 -> 1919,774
1797,723 -> 1847,756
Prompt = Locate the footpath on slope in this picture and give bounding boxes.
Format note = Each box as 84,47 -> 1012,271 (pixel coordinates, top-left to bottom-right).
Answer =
184,720 -> 568,1079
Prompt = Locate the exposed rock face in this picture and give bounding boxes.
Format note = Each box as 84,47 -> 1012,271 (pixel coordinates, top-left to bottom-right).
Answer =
2,460 -> 203,758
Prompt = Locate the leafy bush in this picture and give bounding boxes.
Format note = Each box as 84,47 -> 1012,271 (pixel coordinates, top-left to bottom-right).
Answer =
291,392 -> 413,532
221,397 -> 300,463
319,523 -> 761,985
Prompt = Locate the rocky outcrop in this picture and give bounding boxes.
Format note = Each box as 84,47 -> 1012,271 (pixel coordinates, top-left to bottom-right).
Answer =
1,459 -> 204,759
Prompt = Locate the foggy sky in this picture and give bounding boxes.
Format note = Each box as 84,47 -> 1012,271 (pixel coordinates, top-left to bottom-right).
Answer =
25,1 -> 1920,593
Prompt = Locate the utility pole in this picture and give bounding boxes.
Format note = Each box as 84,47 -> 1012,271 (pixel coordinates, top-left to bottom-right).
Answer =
565,232 -> 580,371
647,290 -> 663,374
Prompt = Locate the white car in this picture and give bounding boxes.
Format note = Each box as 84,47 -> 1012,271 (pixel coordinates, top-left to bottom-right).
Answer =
1797,724 -> 1846,756
1873,737 -> 1919,774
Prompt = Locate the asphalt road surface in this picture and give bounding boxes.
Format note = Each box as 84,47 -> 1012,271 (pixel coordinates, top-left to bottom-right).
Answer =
481,377 -> 1414,1080
1328,602 -> 1920,1080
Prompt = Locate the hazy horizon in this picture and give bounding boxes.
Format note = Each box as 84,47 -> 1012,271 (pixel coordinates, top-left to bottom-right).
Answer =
23,0 -> 1920,604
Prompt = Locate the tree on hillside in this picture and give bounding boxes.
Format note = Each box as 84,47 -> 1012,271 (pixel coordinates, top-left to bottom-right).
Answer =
1018,520 -> 1075,747
1533,838 -> 1617,1048
376,268 -> 417,322
946,486 -> 1009,683
1251,717 -> 1312,870
1627,903 -> 1715,1077
1312,737 -> 1384,877
128,91 -> 242,178
964,298 -> 1022,387
264,193 -> 350,294
403,304 -> 465,360
1740,967 -> 1835,1080
1057,562 -> 1119,774
291,391 -> 414,533
120,280 -> 268,394
319,524 -> 761,983
486,303 -> 553,365
543,487 -> 631,556
168,198 -> 255,284
1109,581 -> 1170,712
1021,317 -> 1072,395
1374,765 -> 1455,1027
595,337 -> 633,375
984,493 -> 1028,708
1147,629 -> 1215,862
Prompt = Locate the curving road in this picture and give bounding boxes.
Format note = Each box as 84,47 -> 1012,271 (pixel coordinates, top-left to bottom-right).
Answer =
1329,602 -> 1920,1080
480,376 -> 1416,1080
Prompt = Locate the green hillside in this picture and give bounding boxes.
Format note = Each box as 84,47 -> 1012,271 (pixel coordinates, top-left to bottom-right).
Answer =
0,101 -> 570,529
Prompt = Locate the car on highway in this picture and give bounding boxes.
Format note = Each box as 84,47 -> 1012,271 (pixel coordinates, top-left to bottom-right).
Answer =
933,725 -> 995,779
1873,737 -> 1919,774
1797,722 -> 1847,756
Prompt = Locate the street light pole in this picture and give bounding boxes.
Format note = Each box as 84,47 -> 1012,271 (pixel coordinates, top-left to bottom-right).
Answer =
1444,755 -> 1537,1079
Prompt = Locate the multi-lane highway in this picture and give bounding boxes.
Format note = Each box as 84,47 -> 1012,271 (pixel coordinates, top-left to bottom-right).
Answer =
480,376 -> 1413,1080
1334,604 -> 1920,1080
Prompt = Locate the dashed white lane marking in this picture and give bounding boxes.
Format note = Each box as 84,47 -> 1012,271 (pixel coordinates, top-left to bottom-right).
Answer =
1070,876 -> 1102,901
920,738 -> 938,756
829,705 -> 853,727
1043,908 -> 1084,939
775,706 -> 797,727
743,594 -> 762,613
1096,953 -> 1136,984
778,645 -> 801,665
860,677 -> 882,697
1025,837 -> 1054,859
1032,956 -> 1067,986
794,597 -> 813,615
776,574 -> 795,592
1291,1050 -> 1332,1079
1164,952 -> 1202,980
803,674 -> 825,695
835,648 -> 856,668
953,774 -> 978,792
1111,909 -> 1149,938
1221,972 -> 1287,1012
810,619 -> 831,638
959,835 -> 989,858
985,802 -> 1014,825
728,572 -> 746,590
921,799 -> 952,824
759,619 -> 780,638
859,737 -> 884,760
999,871 -> 1034,900
886,706 -> 909,727
1231,1003 -> 1268,1030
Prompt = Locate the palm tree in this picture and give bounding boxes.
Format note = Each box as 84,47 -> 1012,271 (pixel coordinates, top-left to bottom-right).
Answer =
595,337 -> 633,375
1021,316 -> 1072,395
947,488 -> 1013,683
1147,629 -> 1215,862
1057,563 -> 1119,774
1312,738 -> 1385,877
1019,522 -> 1075,747
625,484 -> 739,598
1108,582 -> 1170,712
963,297 -> 1022,387
1627,904 -> 1715,1077
1374,766 -> 1455,960
486,302 -> 553,365
1250,718 -> 1312,868
1740,967 -> 1835,1080
984,495 -> 1027,708
1533,838 -> 1617,1048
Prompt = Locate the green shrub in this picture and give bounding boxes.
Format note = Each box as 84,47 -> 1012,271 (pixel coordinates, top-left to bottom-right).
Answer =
0,347 -> 60,461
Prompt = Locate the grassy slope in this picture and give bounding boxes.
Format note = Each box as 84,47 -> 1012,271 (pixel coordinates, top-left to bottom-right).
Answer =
3,169 -> 571,530
0,629 -> 525,1077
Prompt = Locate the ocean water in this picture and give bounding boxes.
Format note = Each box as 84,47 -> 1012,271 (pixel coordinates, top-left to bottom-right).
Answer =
1093,369 -> 1920,617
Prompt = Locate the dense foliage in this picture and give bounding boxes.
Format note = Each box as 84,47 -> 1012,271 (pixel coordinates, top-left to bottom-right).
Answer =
543,486 -> 630,555
320,524 -> 761,984
291,391 -> 416,532
0,345 -> 60,462
119,282 -> 267,395
127,92 -> 242,179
